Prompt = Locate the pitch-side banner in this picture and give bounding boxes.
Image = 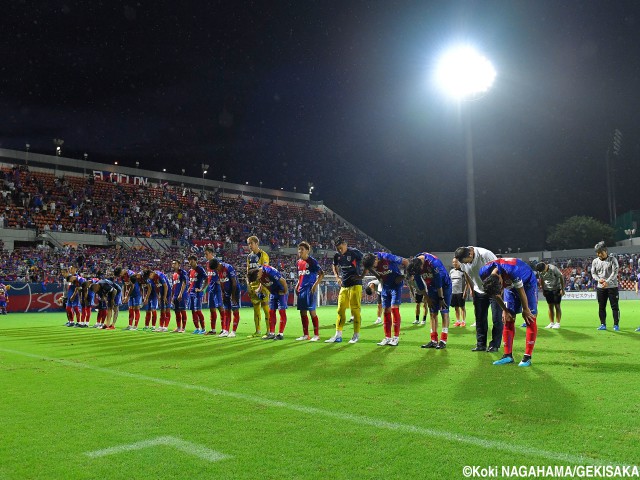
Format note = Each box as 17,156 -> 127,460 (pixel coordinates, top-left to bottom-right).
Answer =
563,291 -> 596,300
2,282 -> 289,312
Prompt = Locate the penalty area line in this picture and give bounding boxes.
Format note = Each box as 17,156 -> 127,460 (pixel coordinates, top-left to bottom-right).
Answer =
0,347 -> 622,466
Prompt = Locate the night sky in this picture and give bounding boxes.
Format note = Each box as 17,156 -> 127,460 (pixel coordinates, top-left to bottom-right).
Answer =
3,1 -> 640,256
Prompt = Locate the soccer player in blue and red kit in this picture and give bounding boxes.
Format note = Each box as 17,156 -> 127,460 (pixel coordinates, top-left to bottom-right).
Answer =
171,260 -> 189,333
248,265 -> 289,340
141,274 -> 158,331
208,259 -> 240,337
407,252 -> 452,349
295,241 -> 324,341
115,267 -> 143,331
479,258 -> 538,367
362,251 -> 409,346
204,247 -> 224,335
142,269 -> 171,332
187,255 -> 207,334
67,272 -> 87,327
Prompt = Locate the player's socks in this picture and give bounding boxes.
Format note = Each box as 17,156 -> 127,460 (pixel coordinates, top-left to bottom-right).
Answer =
503,321 -> 515,355
65,306 -> 73,322
210,309 -> 218,330
441,328 -> 448,343
311,313 -> 319,336
128,308 -> 134,327
134,309 -> 140,327
383,311 -> 392,338
278,309 -> 287,334
524,317 -> 537,356
73,306 -> 81,324
301,313 -> 309,337
268,310 -> 277,334
430,330 -> 438,342
232,310 -> 240,332
226,310 -> 233,332
199,311 -> 206,330
392,308 -> 401,337
422,316 -> 427,322
182,311 -> 188,330
145,311 -> 151,327
151,311 -> 157,327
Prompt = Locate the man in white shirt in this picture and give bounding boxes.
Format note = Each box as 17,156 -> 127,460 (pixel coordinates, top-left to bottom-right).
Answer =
454,246 -> 503,352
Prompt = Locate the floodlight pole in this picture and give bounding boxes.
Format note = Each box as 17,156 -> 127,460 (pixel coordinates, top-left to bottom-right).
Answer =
464,107 -> 477,246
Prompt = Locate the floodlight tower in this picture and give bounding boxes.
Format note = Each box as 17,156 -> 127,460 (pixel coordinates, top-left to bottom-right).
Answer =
201,163 -> 209,193
435,45 -> 495,245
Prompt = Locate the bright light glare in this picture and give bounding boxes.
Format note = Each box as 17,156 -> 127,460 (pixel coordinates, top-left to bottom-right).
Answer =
435,46 -> 496,100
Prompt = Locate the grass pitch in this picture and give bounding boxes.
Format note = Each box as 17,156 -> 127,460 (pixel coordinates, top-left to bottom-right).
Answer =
1,301 -> 639,479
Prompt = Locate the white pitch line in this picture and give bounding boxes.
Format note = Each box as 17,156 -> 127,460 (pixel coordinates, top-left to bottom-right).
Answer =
85,436 -> 229,462
0,347 -> 624,466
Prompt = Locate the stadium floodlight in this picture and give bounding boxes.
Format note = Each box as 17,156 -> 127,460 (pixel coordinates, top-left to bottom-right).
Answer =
25,143 -> 30,165
135,161 -> 140,168
200,164 -> 209,193
434,45 -> 496,101
434,44 -> 495,245
625,228 -> 636,240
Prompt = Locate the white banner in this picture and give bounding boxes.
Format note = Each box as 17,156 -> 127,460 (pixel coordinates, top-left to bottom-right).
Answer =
562,291 -> 596,300
93,170 -> 148,186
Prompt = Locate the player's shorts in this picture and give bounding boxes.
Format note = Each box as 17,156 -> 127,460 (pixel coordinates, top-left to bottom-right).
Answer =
207,286 -> 223,309
504,283 -> 538,316
0,300 -> 6,308
145,297 -> 159,311
222,294 -> 239,311
427,282 -> 452,314
450,293 -> 465,308
158,296 -> 169,310
68,294 -> 81,308
128,295 -> 142,308
98,300 -> 108,310
542,289 -> 562,305
381,283 -> 403,309
114,292 -> 122,307
414,293 -> 423,304
172,295 -> 187,311
84,292 -> 95,309
296,288 -> 316,311
269,293 -> 288,311
188,292 -> 203,311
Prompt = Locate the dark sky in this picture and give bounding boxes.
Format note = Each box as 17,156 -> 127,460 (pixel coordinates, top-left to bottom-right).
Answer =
2,1 -> 640,256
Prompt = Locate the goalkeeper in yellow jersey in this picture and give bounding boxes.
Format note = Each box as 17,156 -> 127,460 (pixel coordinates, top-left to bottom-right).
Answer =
246,235 -> 270,337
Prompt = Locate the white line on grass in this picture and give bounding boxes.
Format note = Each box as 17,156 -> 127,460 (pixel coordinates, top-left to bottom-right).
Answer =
84,436 -> 230,462
0,347 -> 622,466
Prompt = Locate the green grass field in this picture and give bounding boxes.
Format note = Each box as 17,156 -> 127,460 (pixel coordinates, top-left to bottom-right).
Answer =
1,301 -> 639,479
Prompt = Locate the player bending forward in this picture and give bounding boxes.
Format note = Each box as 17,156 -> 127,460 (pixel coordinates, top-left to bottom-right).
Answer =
479,258 -> 538,367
